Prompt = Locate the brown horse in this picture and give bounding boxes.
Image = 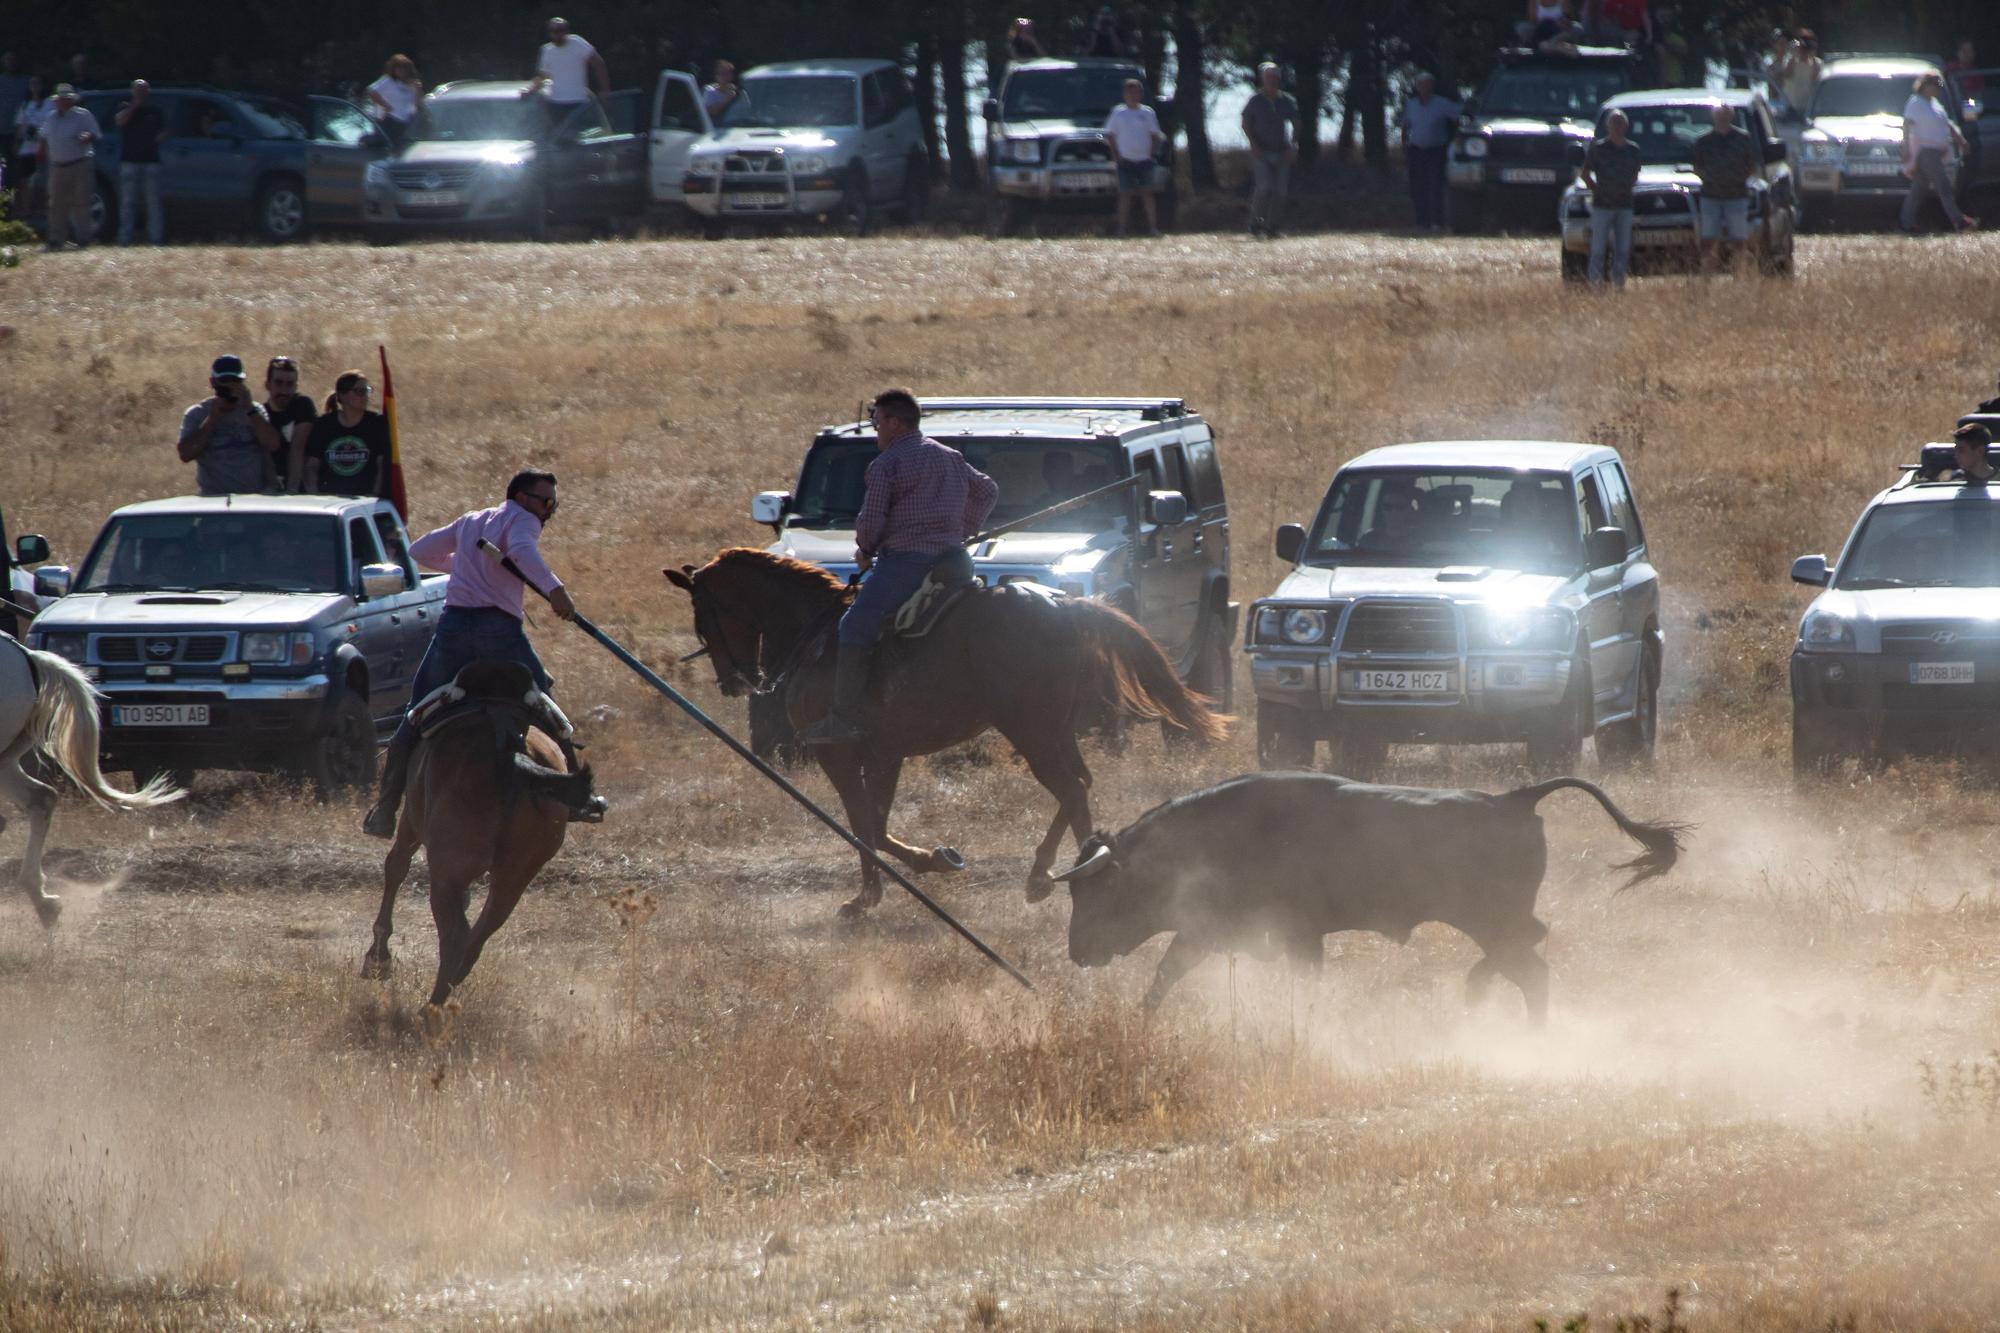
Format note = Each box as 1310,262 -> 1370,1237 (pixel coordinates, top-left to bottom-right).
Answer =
665,548 -> 1227,917
361,667 -> 599,1008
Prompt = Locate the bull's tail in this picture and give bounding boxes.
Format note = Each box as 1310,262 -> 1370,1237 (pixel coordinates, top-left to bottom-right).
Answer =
1069,600 -> 1230,745
25,647 -> 184,811
1505,776 -> 1688,891
511,751 -> 597,811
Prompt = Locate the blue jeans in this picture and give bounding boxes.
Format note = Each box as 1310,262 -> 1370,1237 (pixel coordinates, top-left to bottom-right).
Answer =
1249,149 -> 1290,232
1406,144 -> 1448,228
389,606 -> 552,747
119,162 -> 162,245
1587,204 -> 1632,286
1696,196 -> 1749,241
838,550 -> 936,646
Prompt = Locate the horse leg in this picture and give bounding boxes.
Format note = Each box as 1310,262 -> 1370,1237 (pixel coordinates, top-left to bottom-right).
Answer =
816,749 -> 883,918
1495,943 -> 1551,1028
0,738 -> 62,927
856,754 -> 957,874
425,861 -> 480,1009
362,821 -> 421,979
451,854 -> 540,989
1004,724 -> 1094,903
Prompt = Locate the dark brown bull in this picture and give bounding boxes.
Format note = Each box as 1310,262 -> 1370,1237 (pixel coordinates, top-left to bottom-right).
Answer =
1052,772 -> 1686,1021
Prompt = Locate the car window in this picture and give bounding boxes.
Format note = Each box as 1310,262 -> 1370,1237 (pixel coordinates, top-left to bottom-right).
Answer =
372,513 -> 417,586
176,97 -> 234,138
862,72 -> 890,129
788,437 -> 1126,531
1812,73 -> 1929,119
1481,65 -> 1631,120
882,69 -> 914,118
1596,463 -> 1644,549
240,96 -> 307,139
1184,435 -> 1225,509
1837,503 -> 2000,589
1601,104 -> 1751,163
1001,65 -> 1140,120
78,514 -> 342,593
416,96 -> 547,142
314,99 -> 373,145
660,77 -> 705,133
348,517 -> 385,588
1577,472 -> 1610,533
1305,469 -> 1580,574
723,75 -> 858,129
1155,444 -> 1189,500
563,99 -> 614,140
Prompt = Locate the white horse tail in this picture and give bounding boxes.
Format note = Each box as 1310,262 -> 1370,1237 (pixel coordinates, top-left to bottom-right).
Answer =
26,648 -> 185,810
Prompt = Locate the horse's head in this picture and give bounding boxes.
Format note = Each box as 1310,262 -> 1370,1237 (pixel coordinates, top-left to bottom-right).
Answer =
665,560 -> 763,698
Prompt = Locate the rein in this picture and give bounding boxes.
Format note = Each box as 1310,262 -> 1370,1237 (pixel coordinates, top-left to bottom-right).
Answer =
698,570 -> 847,697
753,601 -> 844,697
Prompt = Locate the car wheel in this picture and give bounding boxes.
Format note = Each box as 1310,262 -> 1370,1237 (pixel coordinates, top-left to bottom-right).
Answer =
89,177 -> 117,243
1561,250 -> 1588,283
900,153 -> 930,222
839,167 -> 872,237
1526,650 -> 1592,775
256,176 -> 309,243
1449,188 -> 1486,235
1324,723 -> 1388,781
1190,612 -> 1233,713
1791,708 -> 1843,786
1597,639 -> 1659,767
1256,702 -> 1315,771
305,690 -> 377,802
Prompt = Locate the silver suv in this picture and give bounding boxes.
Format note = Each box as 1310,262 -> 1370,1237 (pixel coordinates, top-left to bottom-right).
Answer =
683,59 -> 928,237
983,58 -> 1176,236
1795,56 -> 1953,223
1248,441 -> 1661,776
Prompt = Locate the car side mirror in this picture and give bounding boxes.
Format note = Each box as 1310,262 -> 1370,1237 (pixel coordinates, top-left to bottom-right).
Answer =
1144,490 -> 1187,526
1585,526 -> 1627,570
1274,523 -> 1305,564
1790,554 -> 1830,587
751,490 -> 791,527
359,563 -> 406,600
1763,139 -> 1788,163
982,99 -> 999,122
34,566 -> 71,599
15,534 -> 49,566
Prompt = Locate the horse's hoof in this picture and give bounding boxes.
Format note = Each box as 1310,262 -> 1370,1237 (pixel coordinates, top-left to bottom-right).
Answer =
836,898 -> 869,922
32,895 -> 61,928
931,846 -> 966,873
360,953 -> 392,980
1024,873 -> 1055,904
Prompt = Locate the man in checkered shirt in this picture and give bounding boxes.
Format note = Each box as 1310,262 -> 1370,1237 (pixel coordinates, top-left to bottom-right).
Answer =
798,388 -> 998,748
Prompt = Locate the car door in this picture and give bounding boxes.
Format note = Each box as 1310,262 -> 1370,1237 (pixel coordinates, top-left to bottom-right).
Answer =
304,96 -> 381,225
1596,460 -> 1655,708
545,98 -> 610,220
1152,439 -> 1204,660
651,70 -> 712,205
343,517 -> 404,723
370,509 -> 431,711
1755,101 -> 1797,237
162,94 -> 254,223
859,72 -> 897,201
1574,468 -> 1625,716
1130,450 -> 1170,636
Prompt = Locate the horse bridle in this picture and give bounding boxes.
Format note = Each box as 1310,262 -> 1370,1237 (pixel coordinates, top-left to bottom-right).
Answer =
692,578 -> 844,699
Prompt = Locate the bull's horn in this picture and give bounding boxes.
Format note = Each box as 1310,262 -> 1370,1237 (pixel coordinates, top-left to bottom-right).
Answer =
1051,844 -> 1115,882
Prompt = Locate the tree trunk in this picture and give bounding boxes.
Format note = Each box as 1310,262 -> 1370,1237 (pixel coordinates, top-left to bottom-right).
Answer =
939,5 -> 978,191
1354,34 -> 1388,170
1139,10 -> 1166,97
1173,2 -> 1216,190
1287,44 -> 1324,169
914,31 -> 943,182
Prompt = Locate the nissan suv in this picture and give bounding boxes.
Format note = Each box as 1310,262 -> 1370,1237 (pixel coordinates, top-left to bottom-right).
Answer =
1795,56 -> 1955,225
982,57 -> 1177,236
1248,441 -> 1660,777
1790,418 -> 2000,777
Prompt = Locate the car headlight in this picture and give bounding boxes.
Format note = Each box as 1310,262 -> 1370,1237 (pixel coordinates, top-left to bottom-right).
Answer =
38,632 -> 86,662
688,156 -> 722,177
1460,136 -> 1489,159
1471,607 -> 1572,651
241,631 -> 292,663
1803,141 -> 1838,162
1001,137 -> 1041,165
1800,609 -> 1854,651
789,152 -> 829,174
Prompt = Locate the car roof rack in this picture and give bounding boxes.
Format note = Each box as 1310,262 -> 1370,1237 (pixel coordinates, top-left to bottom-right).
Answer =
917,396 -> 1187,420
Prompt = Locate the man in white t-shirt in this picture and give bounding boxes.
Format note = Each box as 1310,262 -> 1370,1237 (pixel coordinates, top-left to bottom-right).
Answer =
1103,77 -> 1164,237
1901,72 -> 1977,233
529,16 -> 608,122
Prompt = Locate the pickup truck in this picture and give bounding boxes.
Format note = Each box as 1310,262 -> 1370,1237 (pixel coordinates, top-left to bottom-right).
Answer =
23,495 -> 445,793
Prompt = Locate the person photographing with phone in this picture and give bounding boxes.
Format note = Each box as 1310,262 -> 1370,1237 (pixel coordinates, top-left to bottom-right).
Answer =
177,354 -> 282,495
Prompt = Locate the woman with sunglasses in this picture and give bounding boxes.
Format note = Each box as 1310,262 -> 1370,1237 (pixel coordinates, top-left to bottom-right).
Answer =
302,370 -> 394,498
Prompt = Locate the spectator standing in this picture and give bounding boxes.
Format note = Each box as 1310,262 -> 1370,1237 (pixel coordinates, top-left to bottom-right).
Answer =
179,355 -> 282,495
1946,39 -> 1985,100
1902,72 -> 1977,233
703,60 -> 740,119
1778,32 -> 1822,122
367,55 -> 422,149
0,53 -> 28,142
114,80 -> 166,246
1084,8 -> 1124,58
1103,77 -> 1163,237
303,372 -> 393,499
11,74 -> 48,204
1691,103 -> 1758,274
36,85 -> 100,252
69,53 -> 93,88
1400,73 -> 1461,232
531,16 -> 608,122
1521,1 -> 1577,49
1580,108 -> 1641,287
1241,63 -> 1298,239
262,357 -> 317,490
1008,19 -> 1046,61
1584,0 -> 1650,45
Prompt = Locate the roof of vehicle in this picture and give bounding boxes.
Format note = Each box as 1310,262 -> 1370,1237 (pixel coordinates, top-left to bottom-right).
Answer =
107,495 -> 384,519
745,59 -> 895,78
1004,57 -> 1146,73
817,397 -> 1197,442
1603,86 -> 1760,109
1495,45 -> 1641,65
429,80 -> 538,99
1342,441 -> 1617,472
1818,56 -> 1942,78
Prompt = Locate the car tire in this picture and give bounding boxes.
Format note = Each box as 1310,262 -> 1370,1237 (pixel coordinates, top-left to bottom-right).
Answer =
1449,188 -> 1486,235
1255,701 -> 1315,771
1561,250 -> 1587,283
1324,723 -> 1388,781
899,153 -> 930,223
1596,639 -> 1659,767
1791,708 -> 1843,786
255,176 -> 309,243
1526,650 -> 1592,775
1190,612 -> 1233,714
305,690 -> 378,803
90,176 -> 117,243
839,167 -> 872,237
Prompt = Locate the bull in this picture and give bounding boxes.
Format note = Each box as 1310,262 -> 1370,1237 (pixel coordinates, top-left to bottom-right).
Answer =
1051,772 -> 1687,1022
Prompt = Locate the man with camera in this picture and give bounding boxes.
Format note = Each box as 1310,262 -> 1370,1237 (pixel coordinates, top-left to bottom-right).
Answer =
177,354 -> 282,495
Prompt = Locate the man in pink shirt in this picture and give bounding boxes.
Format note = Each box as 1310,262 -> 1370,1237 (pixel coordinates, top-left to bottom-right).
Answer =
362,468 -> 605,837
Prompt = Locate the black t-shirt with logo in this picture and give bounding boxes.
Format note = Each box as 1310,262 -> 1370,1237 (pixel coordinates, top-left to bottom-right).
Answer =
305,409 -> 392,497
264,395 -> 318,489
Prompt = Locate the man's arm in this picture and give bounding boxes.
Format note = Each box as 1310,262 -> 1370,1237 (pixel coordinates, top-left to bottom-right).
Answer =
853,453 -> 894,557
284,421 -> 309,492
1580,145 -> 1598,191
248,404 -> 282,456
588,50 -> 610,100
962,463 -> 999,534
502,520 -> 563,595
114,101 -> 135,127
177,404 -> 218,463
407,518 -> 459,571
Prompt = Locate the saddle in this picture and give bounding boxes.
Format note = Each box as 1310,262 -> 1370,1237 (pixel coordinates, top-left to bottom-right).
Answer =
408,661 -> 575,762
889,547 -> 978,640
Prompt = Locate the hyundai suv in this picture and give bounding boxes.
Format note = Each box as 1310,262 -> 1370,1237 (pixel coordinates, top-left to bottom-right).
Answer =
1248,441 -> 1660,777
982,58 -> 1177,236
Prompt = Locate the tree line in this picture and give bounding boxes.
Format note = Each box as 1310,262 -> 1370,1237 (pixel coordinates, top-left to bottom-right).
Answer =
10,0 -> 1999,191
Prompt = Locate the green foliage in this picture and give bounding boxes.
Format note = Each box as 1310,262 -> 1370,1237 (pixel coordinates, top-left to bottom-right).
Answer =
0,188 -> 38,260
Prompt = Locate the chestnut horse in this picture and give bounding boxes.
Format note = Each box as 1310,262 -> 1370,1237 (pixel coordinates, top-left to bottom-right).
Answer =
361,669 -> 598,1007
666,549 -> 1227,917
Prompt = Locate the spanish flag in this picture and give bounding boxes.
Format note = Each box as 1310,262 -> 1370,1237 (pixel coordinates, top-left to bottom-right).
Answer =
378,345 -> 409,522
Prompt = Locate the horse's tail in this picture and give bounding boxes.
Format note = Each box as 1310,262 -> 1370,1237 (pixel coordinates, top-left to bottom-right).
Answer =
1069,600 -> 1231,745
25,648 -> 184,810
1503,776 -> 1689,891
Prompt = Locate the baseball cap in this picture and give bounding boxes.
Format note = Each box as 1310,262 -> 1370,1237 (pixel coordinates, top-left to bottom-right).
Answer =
52,83 -> 78,98
210,354 -> 247,380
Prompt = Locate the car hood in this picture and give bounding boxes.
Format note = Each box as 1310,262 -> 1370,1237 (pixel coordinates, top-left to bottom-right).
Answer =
1807,586 -> 2000,630
1566,164 -> 1703,197
998,118 -> 1111,139
696,127 -> 840,154
771,528 -> 1098,568
1479,116 -> 1594,138
1805,115 -> 1903,145
1269,565 -> 1572,606
33,590 -> 352,628
397,139 -> 538,166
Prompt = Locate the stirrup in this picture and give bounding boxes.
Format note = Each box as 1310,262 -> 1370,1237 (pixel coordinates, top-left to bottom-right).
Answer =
567,794 -> 609,824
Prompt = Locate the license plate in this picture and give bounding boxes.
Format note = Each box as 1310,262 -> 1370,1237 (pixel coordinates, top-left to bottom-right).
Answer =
1500,167 -> 1558,185
1846,161 -> 1904,177
1910,661 -> 1975,684
726,191 -> 786,208
401,189 -> 463,206
1349,669 -> 1454,695
1063,171 -> 1115,190
111,703 -> 210,727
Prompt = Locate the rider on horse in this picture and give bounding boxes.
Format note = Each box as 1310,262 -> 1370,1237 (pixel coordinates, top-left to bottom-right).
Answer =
796,388 -> 998,748
362,468 -> 607,838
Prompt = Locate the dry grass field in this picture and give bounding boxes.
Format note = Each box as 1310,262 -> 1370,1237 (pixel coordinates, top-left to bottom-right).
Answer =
3,231 -> 2000,1331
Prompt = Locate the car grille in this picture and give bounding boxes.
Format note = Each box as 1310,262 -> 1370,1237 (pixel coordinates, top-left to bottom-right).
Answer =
1340,602 -> 1458,655
1878,622 -> 2000,655
95,634 -> 229,664
388,165 -> 477,191
1635,191 -> 1692,215
1486,134 -> 1568,164
723,150 -> 788,175
1881,682 -> 2000,712
1052,139 -> 1112,165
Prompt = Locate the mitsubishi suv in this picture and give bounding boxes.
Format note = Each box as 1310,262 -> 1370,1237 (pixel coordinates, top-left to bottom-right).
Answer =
1794,55 -> 1955,225
1247,441 -> 1661,777
982,57 -> 1177,236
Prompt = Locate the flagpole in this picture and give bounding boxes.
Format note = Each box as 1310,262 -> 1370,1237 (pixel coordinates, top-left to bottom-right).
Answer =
378,345 -> 409,522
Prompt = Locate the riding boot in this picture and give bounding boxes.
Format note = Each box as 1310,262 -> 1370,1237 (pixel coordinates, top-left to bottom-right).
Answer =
797,642 -> 870,747
361,726 -> 417,839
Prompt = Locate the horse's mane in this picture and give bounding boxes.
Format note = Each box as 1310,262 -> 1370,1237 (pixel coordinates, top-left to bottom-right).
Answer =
706,547 -> 851,599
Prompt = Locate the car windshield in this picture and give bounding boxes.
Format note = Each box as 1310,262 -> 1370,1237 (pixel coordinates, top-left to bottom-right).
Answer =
1812,74 -> 1923,119
415,96 -> 544,142
1480,65 -> 1631,120
789,439 -> 1129,532
720,76 -> 856,129
78,515 -> 345,594
1837,502 -> 2000,589
1304,469 -> 1581,574
1001,66 -> 1138,121
239,96 -> 306,139
1602,104 -> 1750,162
